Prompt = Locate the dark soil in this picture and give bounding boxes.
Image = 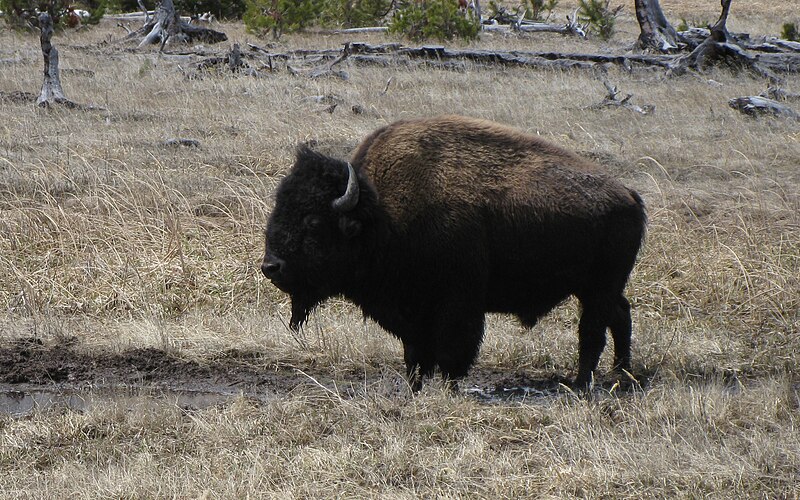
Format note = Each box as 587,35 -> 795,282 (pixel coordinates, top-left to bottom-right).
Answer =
0,336 -> 605,412
0,336 -> 318,394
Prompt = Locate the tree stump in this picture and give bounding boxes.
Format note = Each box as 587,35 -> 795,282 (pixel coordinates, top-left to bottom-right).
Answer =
130,0 -> 226,49
667,0 -> 778,82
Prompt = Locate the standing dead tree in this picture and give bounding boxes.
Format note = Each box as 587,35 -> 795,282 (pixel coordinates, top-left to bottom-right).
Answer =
36,12 -> 78,108
35,12 -> 102,110
126,0 -> 226,49
635,0 -> 686,52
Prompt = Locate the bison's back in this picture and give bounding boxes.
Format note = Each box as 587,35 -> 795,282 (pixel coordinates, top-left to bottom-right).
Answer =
352,115 -> 645,321
353,115 -> 640,231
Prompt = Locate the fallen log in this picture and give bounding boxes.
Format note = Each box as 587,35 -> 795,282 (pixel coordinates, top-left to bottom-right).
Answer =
483,10 -> 587,38
348,42 -> 673,70
235,37 -> 799,79
0,91 -> 37,103
728,96 -> 800,119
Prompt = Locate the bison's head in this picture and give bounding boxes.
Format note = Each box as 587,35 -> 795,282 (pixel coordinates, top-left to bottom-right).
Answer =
262,146 -> 383,330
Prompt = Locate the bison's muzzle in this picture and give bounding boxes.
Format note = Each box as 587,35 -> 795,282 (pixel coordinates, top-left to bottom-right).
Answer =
261,254 -> 287,287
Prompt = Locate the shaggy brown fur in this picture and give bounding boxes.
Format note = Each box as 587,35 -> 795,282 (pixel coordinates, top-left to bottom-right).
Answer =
352,115 -> 639,228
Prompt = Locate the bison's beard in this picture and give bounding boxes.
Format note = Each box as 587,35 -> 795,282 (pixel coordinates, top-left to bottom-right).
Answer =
289,295 -> 322,331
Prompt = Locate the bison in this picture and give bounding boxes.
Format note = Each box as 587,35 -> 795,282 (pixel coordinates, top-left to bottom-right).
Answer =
262,115 -> 646,389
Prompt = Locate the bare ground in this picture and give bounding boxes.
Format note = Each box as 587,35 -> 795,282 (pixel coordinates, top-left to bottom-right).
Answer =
0,336 -> 577,408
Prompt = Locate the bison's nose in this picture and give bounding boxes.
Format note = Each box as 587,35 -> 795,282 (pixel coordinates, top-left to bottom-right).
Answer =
261,257 -> 285,279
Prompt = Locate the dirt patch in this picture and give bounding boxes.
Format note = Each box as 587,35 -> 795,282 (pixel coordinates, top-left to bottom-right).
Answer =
0,336 -> 626,413
0,337 -> 317,394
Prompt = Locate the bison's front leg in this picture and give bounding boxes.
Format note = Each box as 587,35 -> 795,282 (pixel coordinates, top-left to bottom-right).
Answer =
402,340 -> 436,392
402,306 -> 484,391
431,305 -> 485,387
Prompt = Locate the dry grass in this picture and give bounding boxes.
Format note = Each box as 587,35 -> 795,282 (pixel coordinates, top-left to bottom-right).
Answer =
1,5 -> 799,498
1,380 -> 798,498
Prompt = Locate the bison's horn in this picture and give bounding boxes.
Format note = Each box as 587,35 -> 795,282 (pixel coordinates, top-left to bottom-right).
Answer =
332,162 -> 359,212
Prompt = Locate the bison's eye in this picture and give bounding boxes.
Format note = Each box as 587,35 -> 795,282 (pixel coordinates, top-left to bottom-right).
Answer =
303,215 -> 322,230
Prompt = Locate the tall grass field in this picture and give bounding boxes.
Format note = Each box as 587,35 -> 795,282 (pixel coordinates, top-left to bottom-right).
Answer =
1,1 -> 798,497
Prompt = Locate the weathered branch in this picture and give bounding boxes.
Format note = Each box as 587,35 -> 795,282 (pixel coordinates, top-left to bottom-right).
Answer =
589,80 -> 655,114
728,96 -> 800,120
137,0 -> 150,24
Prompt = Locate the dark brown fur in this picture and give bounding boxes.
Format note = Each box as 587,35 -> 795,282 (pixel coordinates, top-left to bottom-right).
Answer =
263,115 -> 646,389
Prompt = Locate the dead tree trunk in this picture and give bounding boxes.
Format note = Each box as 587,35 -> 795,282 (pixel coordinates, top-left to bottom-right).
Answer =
36,12 -> 76,108
137,0 -> 150,24
667,0 -> 778,82
635,0 -> 685,51
130,0 -> 226,49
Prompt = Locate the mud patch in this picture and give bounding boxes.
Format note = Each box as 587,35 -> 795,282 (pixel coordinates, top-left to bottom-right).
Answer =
463,371 -> 575,403
0,385 -> 270,416
0,336 -> 593,414
0,337 -> 316,394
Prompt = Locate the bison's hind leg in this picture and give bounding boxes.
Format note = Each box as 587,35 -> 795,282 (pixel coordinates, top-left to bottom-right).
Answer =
574,298 -> 608,388
608,295 -> 632,375
574,293 -> 634,388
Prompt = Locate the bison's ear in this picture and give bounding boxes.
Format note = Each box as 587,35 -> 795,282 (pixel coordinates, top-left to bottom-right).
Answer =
338,216 -> 362,239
